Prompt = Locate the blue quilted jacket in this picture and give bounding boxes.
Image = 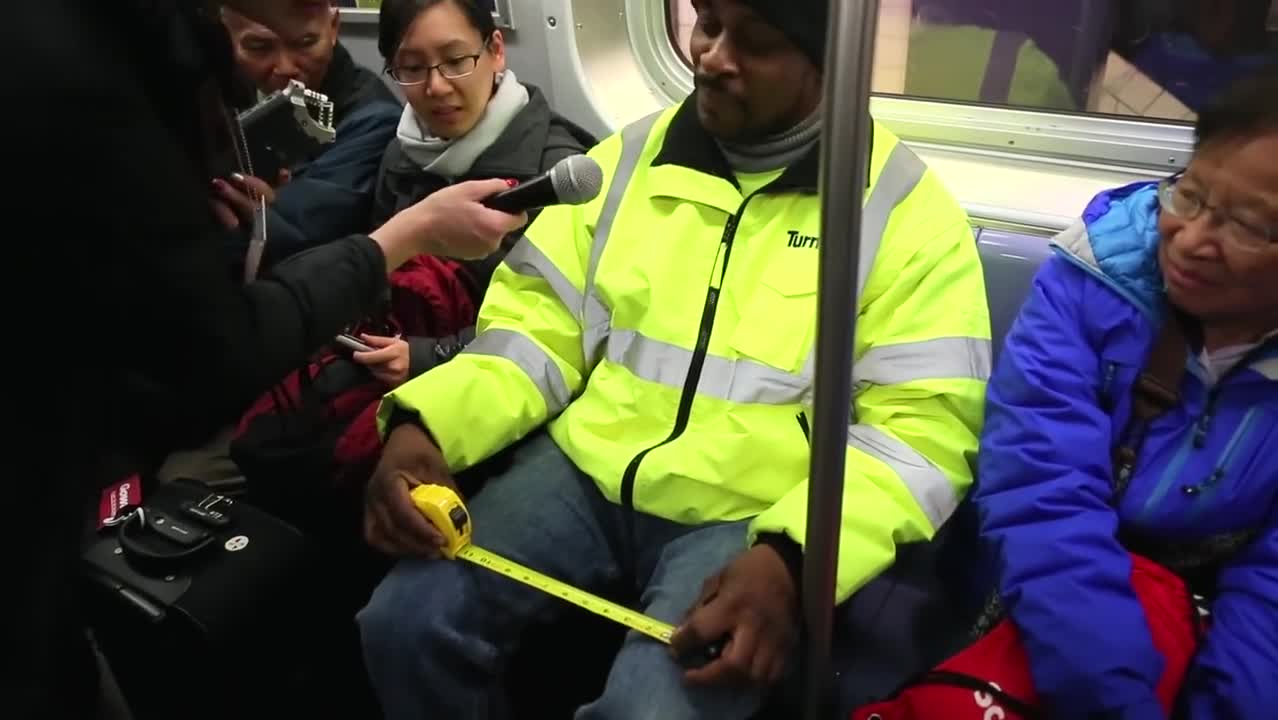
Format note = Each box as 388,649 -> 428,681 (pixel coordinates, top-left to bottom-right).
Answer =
974,181 -> 1277,719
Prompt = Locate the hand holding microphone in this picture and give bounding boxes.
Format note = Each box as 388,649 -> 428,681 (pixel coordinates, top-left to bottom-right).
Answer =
479,154 -> 604,215
369,155 -> 604,270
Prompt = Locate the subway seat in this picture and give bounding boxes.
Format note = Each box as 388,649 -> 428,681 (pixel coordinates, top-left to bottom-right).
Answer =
823,227 -> 1054,717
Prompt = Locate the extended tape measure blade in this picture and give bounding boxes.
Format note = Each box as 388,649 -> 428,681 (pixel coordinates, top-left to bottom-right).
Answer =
457,545 -> 675,644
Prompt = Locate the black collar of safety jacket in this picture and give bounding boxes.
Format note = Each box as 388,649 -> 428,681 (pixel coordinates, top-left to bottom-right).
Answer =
651,91 -> 874,194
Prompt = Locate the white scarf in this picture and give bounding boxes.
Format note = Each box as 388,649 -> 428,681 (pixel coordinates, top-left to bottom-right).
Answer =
395,69 -> 530,179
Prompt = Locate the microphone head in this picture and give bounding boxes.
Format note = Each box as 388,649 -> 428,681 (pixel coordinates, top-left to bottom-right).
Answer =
548,155 -> 605,206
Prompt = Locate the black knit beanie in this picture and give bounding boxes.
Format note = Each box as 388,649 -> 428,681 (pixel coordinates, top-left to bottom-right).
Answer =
739,0 -> 828,68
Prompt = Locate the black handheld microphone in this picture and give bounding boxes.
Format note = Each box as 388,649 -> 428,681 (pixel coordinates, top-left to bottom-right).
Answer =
482,155 -> 605,214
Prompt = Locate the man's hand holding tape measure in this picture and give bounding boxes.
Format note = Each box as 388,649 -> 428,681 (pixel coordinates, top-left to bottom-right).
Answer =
363,423 -> 457,558
364,422 -> 800,689
668,544 -> 798,686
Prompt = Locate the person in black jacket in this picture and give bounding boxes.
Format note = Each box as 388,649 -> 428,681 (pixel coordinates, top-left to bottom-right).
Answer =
348,0 -> 596,386
8,2 -> 525,718
222,3 -> 404,272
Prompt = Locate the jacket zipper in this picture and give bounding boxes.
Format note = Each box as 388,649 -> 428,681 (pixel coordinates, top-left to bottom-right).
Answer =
619,193 -> 762,519
1183,407 -> 1259,520
1100,362 -> 1118,413
1137,426 -> 1195,522
1137,338 -> 1274,522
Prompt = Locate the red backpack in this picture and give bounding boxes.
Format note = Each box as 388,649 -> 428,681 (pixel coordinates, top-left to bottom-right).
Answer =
849,553 -> 1204,720
229,254 -> 476,521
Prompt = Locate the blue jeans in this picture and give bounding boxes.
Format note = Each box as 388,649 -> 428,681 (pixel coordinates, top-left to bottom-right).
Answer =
357,431 -> 765,720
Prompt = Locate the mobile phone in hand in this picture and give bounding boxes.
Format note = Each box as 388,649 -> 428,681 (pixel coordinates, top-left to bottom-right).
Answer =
334,334 -> 375,353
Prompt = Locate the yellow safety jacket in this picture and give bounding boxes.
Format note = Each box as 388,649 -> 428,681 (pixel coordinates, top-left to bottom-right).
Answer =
380,98 -> 991,602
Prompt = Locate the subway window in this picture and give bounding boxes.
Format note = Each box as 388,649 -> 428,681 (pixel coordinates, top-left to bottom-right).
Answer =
667,0 -> 1277,123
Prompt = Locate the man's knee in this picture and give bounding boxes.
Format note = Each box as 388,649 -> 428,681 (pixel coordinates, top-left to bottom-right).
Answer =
357,558 -> 498,674
580,637 -> 763,720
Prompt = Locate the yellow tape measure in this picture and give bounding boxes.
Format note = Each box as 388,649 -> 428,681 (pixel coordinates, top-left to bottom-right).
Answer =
410,484 -> 675,644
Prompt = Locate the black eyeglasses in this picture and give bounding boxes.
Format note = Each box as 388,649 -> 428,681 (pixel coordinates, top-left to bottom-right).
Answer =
386,52 -> 481,86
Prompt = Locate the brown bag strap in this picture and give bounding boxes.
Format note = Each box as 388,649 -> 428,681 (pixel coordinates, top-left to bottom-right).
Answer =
1112,308 -> 1189,500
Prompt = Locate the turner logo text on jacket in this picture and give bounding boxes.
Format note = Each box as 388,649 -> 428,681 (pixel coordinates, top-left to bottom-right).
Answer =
787,230 -> 820,249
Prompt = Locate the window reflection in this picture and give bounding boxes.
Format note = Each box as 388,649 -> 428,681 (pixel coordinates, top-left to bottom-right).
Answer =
1110,0 -> 1274,117
667,0 -> 1277,123
903,1 -> 1084,111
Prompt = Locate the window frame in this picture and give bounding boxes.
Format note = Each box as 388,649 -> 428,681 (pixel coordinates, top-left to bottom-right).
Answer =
341,2 -> 517,30
632,0 -> 695,101
644,0 -> 1195,172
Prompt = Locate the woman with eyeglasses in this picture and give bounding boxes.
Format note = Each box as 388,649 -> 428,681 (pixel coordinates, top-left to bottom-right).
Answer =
969,65 -> 1276,720
345,0 -> 596,387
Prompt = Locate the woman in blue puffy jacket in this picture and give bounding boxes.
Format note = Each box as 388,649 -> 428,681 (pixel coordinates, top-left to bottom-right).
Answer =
974,65 -> 1276,719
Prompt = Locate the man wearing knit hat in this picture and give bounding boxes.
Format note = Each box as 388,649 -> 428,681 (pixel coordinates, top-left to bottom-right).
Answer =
358,1 -> 990,718
694,0 -> 828,141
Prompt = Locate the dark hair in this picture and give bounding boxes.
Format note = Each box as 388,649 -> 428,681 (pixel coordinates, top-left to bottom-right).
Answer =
378,0 -> 497,63
1194,64 -> 1278,150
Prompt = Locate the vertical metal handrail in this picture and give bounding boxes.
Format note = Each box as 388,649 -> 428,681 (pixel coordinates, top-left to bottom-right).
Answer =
802,1 -> 882,719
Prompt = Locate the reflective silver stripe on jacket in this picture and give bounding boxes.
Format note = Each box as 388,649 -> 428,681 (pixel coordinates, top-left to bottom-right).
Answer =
582,111 -> 664,368
503,238 -> 584,312
492,112 -> 664,408
848,424 -> 957,528
461,328 -> 573,415
606,329 -> 807,405
798,142 -> 931,398
853,337 -> 991,387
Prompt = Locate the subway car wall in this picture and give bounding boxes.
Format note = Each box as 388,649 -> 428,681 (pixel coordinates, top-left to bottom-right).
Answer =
337,0 -> 1273,232
338,2 -> 588,133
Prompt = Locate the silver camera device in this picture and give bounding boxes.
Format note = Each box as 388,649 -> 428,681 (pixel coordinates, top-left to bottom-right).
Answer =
236,79 -> 337,180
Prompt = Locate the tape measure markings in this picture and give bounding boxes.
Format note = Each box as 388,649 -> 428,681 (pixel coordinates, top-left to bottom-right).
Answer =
458,545 -> 675,643
410,484 -> 676,645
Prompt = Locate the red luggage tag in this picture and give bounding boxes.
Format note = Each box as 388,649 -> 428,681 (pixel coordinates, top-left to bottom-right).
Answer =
98,474 -> 143,530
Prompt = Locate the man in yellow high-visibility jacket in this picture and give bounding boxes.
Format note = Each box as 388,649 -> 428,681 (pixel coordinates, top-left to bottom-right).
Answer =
357,0 -> 991,717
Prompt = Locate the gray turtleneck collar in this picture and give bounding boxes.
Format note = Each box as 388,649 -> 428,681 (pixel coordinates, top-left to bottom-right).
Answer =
716,109 -> 822,175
